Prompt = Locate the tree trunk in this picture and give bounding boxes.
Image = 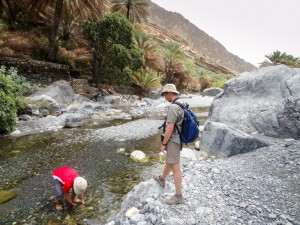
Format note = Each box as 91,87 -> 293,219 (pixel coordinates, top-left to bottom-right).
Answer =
0,0 -> 3,19
126,0 -> 131,20
48,0 -> 64,62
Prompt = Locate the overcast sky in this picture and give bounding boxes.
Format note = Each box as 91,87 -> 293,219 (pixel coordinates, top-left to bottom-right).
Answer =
151,0 -> 300,67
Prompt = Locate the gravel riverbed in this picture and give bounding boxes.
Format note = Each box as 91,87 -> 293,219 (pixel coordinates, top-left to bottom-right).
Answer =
108,137 -> 300,225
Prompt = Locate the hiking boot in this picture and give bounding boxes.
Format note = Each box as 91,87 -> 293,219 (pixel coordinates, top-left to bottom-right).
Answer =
153,175 -> 165,188
165,195 -> 185,205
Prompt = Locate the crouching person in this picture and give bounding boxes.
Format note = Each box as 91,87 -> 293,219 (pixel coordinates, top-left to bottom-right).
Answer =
52,166 -> 87,211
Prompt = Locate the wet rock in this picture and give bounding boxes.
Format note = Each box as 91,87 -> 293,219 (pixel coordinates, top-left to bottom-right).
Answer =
0,190 -> 17,203
130,150 -> 147,162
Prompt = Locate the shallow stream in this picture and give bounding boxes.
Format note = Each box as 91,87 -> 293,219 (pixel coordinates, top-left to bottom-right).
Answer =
0,106 -> 209,225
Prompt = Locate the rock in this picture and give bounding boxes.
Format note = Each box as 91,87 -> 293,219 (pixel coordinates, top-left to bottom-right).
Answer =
201,87 -> 223,97
19,114 -> 32,121
114,179 -> 169,224
148,87 -> 162,99
165,218 -> 184,225
71,79 -> 100,99
125,207 -> 139,218
40,109 -> 49,117
129,213 -> 145,224
30,80 -> 76,106
180,148 -> 198,160
200,121 -> 268,156
208,65 -> 300,139
27,104 -> 39,116
64,114 -> 82,128
0,190 -> 17,204
130,150 -> 147,162
102,95 -> 121,105
29,95 -> 62,116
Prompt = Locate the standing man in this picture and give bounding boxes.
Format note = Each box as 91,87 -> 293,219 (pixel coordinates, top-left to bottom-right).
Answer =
52,166 -> 87,211
154,83 -> 185,205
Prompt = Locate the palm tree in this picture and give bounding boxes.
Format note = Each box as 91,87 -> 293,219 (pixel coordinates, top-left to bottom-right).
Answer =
26,0 -> 106,61
0,0 -> 27,30
260,50 -> 300,68
162,41 -> 189,90
163,41 -> 185,80
134,31 -> 157,67
111,0 -> 149,23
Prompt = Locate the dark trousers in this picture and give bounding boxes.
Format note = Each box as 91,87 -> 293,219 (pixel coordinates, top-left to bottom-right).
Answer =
52,178 -> 64,201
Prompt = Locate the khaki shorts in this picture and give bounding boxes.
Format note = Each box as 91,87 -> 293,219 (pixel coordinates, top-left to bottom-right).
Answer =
166,141 -> 181,164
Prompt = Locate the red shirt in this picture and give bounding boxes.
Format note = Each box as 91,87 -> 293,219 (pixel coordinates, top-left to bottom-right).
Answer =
52,166 -> 80,193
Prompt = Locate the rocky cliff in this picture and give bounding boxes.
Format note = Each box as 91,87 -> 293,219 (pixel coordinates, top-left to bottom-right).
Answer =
146,1 -> 257,74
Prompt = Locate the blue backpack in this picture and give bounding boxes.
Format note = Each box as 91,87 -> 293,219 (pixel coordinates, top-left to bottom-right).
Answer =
159,98 -> 200,146
173,100 -> 200,145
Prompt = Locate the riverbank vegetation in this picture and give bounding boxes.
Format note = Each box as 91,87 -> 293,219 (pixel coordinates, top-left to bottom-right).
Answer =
0,0 -> 231,93
0,66 -> 40,133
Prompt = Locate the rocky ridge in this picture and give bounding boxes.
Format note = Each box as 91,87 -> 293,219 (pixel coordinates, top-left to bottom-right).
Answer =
146,0 -> 257,74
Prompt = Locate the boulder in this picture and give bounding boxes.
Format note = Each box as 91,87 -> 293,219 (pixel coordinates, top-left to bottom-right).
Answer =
114,179 -> 173,224
30,80 -> 76,106
208,65 -> 300,139
200,121 -> 268,157
65,114 -> 83,128
201,87 -> 223,97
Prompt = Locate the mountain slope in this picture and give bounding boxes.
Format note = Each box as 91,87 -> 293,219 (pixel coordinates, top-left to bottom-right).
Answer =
147,1 -> 256,74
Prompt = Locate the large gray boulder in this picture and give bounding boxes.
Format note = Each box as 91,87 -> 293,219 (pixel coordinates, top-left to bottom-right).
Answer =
30,80 -> 76,105
208,65 -> 300,139
200,121 -> 268,156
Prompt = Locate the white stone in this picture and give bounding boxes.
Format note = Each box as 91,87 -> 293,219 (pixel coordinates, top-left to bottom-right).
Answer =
130,150 -> 147,162
125,207 -> 139,218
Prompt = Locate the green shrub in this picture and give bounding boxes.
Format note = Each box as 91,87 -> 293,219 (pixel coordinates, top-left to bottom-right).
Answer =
0,75 -> 20,133
0,66 -> 40,133
1,66 -> 40,96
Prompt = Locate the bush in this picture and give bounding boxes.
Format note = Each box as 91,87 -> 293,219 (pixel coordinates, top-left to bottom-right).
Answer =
0,75 -> 20,133
0,66 -> 40,133
1,66 -> 40,96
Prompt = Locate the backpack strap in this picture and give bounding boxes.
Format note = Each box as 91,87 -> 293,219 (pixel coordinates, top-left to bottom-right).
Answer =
172,98 -> 185,149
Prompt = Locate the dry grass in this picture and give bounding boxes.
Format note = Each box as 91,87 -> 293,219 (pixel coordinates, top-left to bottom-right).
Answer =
0,47 -> 14,57
0,31 -> 39,59
57,47 -> 91,69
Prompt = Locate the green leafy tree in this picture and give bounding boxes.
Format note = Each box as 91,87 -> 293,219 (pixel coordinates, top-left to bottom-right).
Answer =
84,13 -> 145,84
259,50 -> 300,68
111,0 -> 149,23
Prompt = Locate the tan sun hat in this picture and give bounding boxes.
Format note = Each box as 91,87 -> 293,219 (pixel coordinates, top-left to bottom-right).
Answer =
73,177 -> 87,195
161,83 -> 180,96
